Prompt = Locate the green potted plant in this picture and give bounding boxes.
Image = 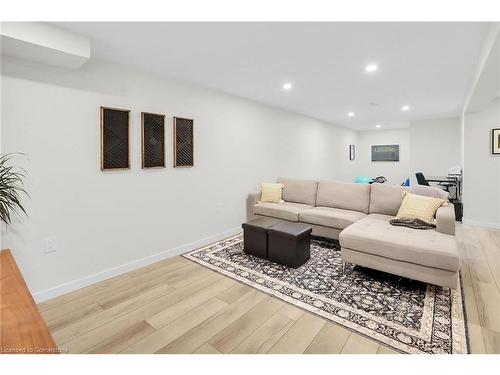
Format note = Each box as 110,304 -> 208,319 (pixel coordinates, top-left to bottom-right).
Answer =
0,153 -> 29,225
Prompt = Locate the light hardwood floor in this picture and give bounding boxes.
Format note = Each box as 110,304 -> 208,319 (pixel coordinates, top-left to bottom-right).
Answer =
38,224 -> 500,354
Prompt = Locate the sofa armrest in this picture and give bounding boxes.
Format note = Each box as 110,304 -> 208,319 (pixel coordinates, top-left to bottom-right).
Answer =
436,204 -> 456,236
246,191 -> 261,221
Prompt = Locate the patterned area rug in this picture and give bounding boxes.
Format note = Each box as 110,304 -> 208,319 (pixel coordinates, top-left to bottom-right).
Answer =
184,234 -> 468,354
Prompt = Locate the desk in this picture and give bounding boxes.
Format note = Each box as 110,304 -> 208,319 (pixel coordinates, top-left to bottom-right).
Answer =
425,175 -> 462,198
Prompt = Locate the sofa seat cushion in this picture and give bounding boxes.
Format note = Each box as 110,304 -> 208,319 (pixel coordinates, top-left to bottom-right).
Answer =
254,201 -> 313,222
339,215 -> 459,272
299,207 -> 366,230
364,213 -> 395,222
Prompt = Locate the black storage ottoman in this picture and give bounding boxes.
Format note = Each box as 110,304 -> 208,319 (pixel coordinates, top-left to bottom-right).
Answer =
267,222 -> 312,268
241,217 -> 279,259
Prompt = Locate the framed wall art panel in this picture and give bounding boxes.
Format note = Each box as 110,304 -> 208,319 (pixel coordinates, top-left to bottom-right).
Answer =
141,112 -> 166,168
173,117 -> 194,167
492,128 -> 500,155
100,107 -> 130,170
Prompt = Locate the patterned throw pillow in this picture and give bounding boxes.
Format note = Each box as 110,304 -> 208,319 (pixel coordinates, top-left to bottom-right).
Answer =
259,183 -> 284,203
396,191 -> 447,223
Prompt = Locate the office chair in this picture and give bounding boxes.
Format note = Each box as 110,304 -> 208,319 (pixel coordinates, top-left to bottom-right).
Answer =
415,172 -> 429,186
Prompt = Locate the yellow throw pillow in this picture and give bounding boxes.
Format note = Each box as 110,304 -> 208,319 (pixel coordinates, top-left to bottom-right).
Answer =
396,191 -> 447,223
260,183 -> 284,203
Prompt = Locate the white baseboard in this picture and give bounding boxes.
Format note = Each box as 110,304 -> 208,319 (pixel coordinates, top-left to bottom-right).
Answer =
462,218 -> 500,229
32,227 -> 242,303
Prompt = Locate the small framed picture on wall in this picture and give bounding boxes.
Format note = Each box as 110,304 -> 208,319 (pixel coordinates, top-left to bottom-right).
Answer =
349,144 -> 355,160
492,128 -> 500,155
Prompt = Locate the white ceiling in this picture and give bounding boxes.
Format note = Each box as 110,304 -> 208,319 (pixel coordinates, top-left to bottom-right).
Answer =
56,22 -> 489,130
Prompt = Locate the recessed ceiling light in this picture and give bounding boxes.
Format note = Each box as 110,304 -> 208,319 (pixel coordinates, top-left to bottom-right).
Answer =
401,105 -> 410,111
282,82 -> 292,90
375,124 -> 381,128
347,112 -> 355,117
365,64 -> 378,73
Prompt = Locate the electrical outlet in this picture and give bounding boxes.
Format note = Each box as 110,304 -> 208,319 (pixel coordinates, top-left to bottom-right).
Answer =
44,236 -> 56,253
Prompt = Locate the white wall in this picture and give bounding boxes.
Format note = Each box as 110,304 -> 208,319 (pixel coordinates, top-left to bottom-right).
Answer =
461,26 -> 500,228
409,117 -> 461,185
463,98 -> 500,228
1,57 -> 356,300
352,128 -> 410,185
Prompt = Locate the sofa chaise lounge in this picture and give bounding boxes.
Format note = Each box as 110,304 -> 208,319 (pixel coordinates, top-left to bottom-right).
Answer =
249,177 -> 460,289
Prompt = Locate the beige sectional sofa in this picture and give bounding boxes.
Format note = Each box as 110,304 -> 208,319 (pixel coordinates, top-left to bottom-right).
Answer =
249,177 -> 460,289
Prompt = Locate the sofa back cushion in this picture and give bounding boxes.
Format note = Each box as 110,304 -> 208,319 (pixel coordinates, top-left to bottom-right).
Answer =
369,183 -> 408,216
410,185 -> 449,200
316,180 -> 370,213
276,177 -> 318,206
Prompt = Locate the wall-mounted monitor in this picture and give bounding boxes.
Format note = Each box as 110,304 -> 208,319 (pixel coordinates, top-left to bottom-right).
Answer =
371,144 -> 399,162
